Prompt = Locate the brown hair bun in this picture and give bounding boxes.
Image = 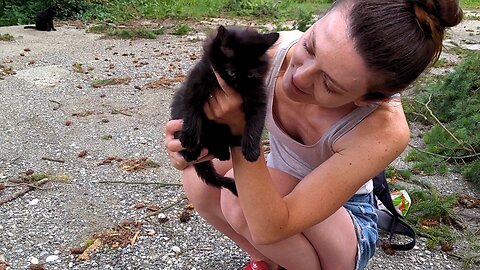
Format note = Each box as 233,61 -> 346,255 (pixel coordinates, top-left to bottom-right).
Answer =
413,0 -> 463,29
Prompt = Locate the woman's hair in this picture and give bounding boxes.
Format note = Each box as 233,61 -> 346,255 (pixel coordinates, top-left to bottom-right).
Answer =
333,0 -> 463,100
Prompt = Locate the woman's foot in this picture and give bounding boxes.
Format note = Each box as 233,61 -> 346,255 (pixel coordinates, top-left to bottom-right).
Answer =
244,260 -> 270,270
244,260 -> 286,270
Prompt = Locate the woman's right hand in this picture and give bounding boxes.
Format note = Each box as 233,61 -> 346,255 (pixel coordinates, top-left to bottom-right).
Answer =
164,119 -> 213,170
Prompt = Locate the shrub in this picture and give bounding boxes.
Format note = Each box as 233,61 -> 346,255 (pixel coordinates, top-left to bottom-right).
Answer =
404,51 -> 480,189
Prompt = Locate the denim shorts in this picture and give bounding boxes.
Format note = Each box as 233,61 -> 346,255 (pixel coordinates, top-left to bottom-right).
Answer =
343,192 -> 378,270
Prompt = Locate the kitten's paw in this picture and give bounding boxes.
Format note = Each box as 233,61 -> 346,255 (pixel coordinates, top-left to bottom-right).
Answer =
179,132 -> 196,149
181,148 -> 201,162
242,146 -> 260,162
216,149 -> 231,161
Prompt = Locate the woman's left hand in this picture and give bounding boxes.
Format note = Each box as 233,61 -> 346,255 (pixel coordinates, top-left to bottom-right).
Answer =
204,72 -> 246,136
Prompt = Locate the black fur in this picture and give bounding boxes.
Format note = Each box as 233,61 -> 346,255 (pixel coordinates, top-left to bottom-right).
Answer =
24,6 -> 56,31
170,25 -> 279,195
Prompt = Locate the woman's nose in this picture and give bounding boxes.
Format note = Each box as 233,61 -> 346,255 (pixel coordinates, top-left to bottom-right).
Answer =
293,62 -> 316,89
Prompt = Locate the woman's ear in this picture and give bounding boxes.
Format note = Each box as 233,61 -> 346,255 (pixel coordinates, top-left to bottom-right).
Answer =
353,97 -> 371,107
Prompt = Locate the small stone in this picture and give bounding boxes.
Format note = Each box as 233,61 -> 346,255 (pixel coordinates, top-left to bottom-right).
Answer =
45,255 -> 59,263
28,199 -> 39,206
171,246 -> 181,255
29,257 -> 39,264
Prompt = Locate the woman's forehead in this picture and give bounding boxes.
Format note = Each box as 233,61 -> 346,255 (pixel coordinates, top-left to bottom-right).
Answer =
307,11 -> 372,93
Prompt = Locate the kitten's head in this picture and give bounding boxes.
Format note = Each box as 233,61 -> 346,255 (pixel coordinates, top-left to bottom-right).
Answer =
46,5 -> 57,16
206,26 -> 279,90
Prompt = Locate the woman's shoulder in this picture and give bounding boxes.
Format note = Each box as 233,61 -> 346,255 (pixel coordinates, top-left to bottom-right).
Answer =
336,100 -> 410,155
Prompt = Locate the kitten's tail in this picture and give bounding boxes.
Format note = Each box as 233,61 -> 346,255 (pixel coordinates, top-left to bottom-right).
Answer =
24,26 -> 37,29
194,161 -> 238,196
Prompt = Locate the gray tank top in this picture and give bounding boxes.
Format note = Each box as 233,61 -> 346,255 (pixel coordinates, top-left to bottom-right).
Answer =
264,31 -> 377,194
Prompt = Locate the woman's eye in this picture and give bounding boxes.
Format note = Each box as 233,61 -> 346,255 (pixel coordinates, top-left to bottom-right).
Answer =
302,40 -> 315,56
322,73 -> 335,94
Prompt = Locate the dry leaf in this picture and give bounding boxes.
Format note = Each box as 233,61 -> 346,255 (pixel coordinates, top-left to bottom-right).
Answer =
78,150 -> 88,158
179,210 -> 191,223
133,202 -> 146,209
441,243 -> 454,252
29,263 -> 46,270
78,238 -> 102,261
130,230 -> 141,245
146,205 -> 160,212
70,246 -> 87,255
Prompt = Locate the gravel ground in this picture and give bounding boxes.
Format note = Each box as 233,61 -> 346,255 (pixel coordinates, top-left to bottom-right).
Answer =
0,17 -> 479,270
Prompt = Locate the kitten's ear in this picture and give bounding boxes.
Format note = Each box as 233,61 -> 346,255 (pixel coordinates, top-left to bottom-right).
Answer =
262,32 -> 280,47
216,25 -> 228,39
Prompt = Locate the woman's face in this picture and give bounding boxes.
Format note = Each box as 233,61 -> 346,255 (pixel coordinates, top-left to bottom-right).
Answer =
282,9 -> 374,108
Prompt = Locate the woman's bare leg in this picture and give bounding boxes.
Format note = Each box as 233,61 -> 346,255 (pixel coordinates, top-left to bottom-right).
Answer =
221,168 -> 358,270
181,160 -> 274,265
183,163 -> 358,270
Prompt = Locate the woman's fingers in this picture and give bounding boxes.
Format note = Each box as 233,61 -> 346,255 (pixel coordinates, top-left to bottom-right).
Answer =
164,119 -> 215,170
165,119 -> 183,139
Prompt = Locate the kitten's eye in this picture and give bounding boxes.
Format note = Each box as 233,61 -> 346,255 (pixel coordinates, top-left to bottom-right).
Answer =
227,70 -> 236,77
247,72 -> 255,78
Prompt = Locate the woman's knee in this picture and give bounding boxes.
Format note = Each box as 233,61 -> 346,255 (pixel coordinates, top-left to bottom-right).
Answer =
221,190 -> 249,235
181,166 -> 221,213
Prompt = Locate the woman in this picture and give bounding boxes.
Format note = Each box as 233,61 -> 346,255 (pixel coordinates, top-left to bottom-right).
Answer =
164,0 -> 463,269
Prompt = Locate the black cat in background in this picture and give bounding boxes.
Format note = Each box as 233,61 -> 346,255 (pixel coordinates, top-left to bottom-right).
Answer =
170,25 -> 279,195
24,6 -> 56,31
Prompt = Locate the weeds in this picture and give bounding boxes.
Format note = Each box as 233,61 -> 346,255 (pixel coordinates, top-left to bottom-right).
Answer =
0,33 -> 14,41
91,77 -> 131,88
88,24 -> 166,39
72,63 -> 94,73
171,24 -> 190,35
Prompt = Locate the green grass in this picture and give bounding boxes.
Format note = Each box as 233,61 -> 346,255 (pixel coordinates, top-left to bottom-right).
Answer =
461,0 -> 480,9
0,0 -> 477,27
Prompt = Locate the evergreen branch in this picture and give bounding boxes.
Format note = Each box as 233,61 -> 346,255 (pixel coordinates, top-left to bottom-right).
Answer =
417,94 -> 475,153
408,143 -> 480,161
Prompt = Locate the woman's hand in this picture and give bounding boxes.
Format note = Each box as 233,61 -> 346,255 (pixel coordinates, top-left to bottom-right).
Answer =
164,119 -> 213,170
203,73 -> 246,136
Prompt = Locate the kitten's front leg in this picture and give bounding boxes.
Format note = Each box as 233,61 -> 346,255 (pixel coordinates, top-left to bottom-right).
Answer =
241,104 -> 266,162
50,21 -> 56,31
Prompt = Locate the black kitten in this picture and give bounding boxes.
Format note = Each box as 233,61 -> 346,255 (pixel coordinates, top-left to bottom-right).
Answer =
24,6 -> 56,31
170,25 -> 279,195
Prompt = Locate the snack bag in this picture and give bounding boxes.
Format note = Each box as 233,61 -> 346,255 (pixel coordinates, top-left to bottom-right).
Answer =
390,190 -> 411,217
